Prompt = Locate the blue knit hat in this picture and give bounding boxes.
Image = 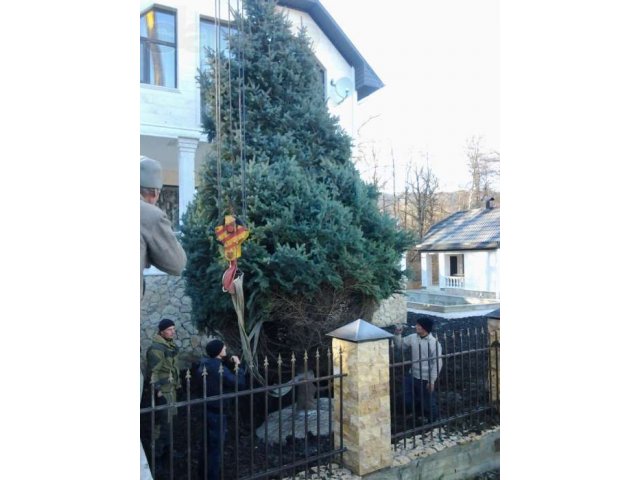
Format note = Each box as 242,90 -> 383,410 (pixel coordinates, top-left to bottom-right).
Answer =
206,339 -> 225,358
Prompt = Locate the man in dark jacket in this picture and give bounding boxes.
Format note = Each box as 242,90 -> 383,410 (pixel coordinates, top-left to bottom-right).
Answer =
197,339 -> 247,480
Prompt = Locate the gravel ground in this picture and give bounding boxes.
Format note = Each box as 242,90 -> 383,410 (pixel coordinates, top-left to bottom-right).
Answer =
280,427 -> 500,479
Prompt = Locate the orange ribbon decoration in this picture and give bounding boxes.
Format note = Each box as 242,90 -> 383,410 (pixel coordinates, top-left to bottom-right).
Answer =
214,215 -> 250,293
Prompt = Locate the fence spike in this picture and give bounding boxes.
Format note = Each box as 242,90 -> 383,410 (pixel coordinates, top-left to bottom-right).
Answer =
263,356 -> 269,368
303,350 -> 308,362
201,365 -> 208,377
218,363 -> 224,375
277,354 -> 283,367
185,368 -> 192,381
291,352 -> 297,365
315,349 -> 320,360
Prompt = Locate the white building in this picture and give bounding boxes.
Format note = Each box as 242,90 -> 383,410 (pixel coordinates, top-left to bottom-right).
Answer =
140,0 -> 383,228
416,200 -> 500,299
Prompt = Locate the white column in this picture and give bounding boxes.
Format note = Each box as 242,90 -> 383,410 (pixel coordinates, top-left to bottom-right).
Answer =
439,253 -> 446,288
177,136 -> 199,223
421,252 -> 429,287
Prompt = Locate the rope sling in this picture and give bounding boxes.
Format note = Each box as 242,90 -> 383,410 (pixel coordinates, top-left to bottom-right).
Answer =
209,0 -> 291,395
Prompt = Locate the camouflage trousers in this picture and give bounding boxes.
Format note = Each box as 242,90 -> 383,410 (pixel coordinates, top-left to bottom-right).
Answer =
152,390 -> 178,456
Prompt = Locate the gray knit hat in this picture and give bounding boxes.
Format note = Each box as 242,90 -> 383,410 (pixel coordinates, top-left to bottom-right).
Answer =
140,156 -> 163,189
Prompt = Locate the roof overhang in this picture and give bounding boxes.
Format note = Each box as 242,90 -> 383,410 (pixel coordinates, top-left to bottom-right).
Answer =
278,0 -> 384,100
416,241 -> 501,252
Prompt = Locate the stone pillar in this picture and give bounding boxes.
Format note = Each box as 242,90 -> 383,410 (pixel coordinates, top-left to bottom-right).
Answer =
327,319 -> 393,476
487,314 -> 500,405
177,136 -> 199,223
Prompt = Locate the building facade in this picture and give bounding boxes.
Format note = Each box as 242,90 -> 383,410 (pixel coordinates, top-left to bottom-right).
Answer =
140,0 -> 382,229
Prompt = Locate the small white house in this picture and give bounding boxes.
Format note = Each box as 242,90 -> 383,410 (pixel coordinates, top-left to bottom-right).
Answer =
140,0 -> 383,229
416,200 -> 500,299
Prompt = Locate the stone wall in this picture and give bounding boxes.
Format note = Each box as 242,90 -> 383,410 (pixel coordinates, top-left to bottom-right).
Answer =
140,275 -> 211,371
365,429 -> 500,480
371,293 -> 407,328
141,275 -> 407,367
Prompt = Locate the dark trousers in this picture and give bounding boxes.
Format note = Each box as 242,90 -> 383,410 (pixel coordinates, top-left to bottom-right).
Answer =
403,375 -> 439,422
206,412 -> 227,480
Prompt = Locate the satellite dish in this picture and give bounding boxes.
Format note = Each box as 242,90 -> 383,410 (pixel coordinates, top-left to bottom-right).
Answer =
328,77 -> 354,105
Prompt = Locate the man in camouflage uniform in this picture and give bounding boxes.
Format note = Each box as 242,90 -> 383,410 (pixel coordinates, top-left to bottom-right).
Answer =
140,156 -> 186,478
146,318 -> 182,466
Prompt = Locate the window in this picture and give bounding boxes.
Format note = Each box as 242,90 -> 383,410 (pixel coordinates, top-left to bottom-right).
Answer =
199,19 -> 234,124
140,8 -> 177,88
199,19 -> 232,71
157,185 -> 179,231
449,254 -> 464,276
316,63 -> 326,98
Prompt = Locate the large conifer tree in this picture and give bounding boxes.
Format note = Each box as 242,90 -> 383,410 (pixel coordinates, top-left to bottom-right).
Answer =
181,0 -> 413,353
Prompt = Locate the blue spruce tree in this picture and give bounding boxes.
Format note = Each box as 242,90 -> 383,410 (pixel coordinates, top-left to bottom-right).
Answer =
181,0 -> 413,354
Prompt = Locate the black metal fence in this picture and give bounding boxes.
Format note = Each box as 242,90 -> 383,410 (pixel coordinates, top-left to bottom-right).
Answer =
140,349 -> 346,480
141,327 -> 501,479
389,327 -> 500,449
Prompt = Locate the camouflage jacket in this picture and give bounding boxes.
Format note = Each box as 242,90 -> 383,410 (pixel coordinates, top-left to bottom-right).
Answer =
146,334 -> 181,394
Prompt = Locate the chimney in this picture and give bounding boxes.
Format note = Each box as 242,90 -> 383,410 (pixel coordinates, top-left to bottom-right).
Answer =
485,197 -> 495,209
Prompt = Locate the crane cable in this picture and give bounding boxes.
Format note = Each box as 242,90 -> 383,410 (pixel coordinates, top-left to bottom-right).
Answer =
211,0 -> 288,394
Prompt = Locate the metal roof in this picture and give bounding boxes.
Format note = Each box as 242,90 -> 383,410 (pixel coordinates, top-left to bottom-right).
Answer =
486,308 -> 500,319
278,0 -> 384,100
326,319 -> 394,343
416,207 -> 500,252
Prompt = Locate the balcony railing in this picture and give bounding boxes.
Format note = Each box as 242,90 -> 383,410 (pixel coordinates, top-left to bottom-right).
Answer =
443,276 -> 465,288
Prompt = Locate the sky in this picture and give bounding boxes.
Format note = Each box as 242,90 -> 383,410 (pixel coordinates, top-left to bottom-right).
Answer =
319,0 -> 499,193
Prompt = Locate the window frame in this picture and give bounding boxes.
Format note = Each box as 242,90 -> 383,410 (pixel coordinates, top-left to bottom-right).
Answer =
314,58 -> 327,99
140,6 -> 178,88
198,16 -> 236,123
